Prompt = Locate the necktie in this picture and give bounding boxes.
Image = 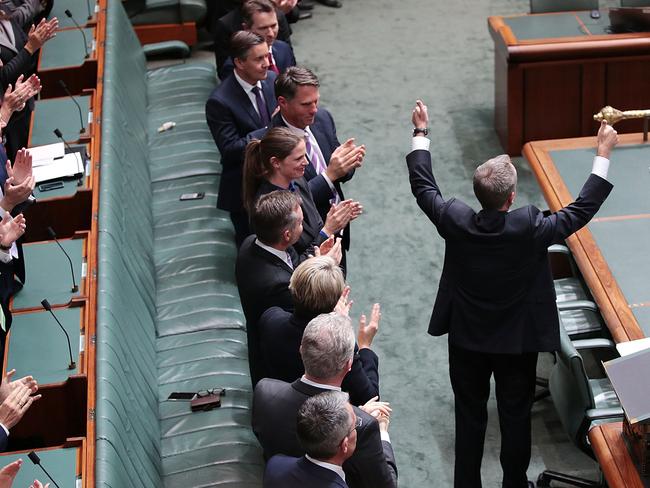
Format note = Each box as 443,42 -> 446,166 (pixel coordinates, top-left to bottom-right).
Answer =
268,53 -> 279,74
304,131 -> 326,174
252,86 -> 270,126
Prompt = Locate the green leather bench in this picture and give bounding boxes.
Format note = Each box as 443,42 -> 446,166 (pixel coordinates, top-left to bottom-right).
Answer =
95,1 -> 263,486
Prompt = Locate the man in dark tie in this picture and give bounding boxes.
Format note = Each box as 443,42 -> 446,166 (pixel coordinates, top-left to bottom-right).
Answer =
264,391 -> 356,488
236,190 -> 341,385
253,312 -> 398,488
218,0 -> 296,80
206,30 -> 278,246
406,100 -> 619,488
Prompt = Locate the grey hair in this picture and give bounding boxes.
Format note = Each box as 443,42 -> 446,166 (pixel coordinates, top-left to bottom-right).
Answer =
472,154 -> 517,210
301,313 -> 355,379
297,390 -> 352,459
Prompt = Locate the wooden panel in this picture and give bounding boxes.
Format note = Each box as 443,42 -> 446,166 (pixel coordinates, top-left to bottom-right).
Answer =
589,422 -> 645,488
134,22 -> 197,46
605,59 -> 650,134
523,64 -> 582,144
580,62 -> 606,134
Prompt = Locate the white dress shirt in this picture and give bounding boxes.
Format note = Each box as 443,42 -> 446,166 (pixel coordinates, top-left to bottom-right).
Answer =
255,239 -> 293,270
234,71 -> 265,118
305,454 -> 346,482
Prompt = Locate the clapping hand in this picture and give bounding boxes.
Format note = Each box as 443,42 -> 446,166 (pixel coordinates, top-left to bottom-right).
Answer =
26,17 -> 58,53
357,303 -> 381,350
0,213 -> 26,248
322,199 -> 363,235
0,369 -> 38,404
359,395 -> 392,419
334,286 -> 352,316
325,138 -> 366,182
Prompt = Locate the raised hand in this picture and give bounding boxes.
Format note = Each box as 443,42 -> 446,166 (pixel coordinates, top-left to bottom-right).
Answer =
334,286 -> 352,316
25,17 -> 58,53
412,99 -> 428,130
359,395 -> 392,418
10,149 -> 33,186
0,213 -> 26,248
0,459 -> 22,488
357,303 -> 381,350
325,138 -> 366,181
596,120 -> 619,159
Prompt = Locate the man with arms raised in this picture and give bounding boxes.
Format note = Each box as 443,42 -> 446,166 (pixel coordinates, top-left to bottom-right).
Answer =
406,100 -> 618,487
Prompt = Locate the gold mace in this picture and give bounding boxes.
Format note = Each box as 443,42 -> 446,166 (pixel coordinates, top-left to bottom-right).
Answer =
593,106 -> 650,125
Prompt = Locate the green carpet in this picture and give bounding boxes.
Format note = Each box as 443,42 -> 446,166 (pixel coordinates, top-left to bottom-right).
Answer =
285,0 -> 616,486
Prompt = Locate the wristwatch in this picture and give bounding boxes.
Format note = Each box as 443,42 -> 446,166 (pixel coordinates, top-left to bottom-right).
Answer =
413,127 -> 429,136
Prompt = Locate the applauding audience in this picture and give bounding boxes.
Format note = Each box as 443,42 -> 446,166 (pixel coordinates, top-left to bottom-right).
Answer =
259,256 -> 381,404
253,312 -> 397,488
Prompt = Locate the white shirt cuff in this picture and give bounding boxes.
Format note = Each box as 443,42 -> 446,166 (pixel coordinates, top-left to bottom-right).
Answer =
591,156 -> 610,180
411,137 -> 430,152
0,422 -> 8,436
380,430 -> 391,443
320,172 -> 337,195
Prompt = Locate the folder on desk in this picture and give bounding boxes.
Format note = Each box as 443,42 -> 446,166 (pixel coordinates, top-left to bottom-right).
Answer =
604,349 -> 650,424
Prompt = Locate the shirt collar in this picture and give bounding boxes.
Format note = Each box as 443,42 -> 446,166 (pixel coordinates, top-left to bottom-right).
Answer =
255,239 -> 292,268
304,455 -> 346,481
300,376 -> 341,391
234,70 -> 262,94
281,115 -> 311,137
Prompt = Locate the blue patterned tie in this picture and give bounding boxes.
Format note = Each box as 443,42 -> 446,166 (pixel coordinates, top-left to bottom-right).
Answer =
252,86 -> 270,127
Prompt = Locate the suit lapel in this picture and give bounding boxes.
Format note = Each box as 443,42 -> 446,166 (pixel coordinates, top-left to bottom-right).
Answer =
251,238 -> 293,274
0,20 -> 17,53
262,74 -> 278,115
291,379 -> 325,397
226,75 -> 262,127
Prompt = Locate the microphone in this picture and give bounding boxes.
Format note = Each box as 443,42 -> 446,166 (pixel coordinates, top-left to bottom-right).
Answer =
47,226 -> 78,293
58,80 -> 85,134
53,128 -> 74,153
28,451 -> 62,488
64,10 -> 89,59
86,0 -> 92,19
41,299 -> 76,371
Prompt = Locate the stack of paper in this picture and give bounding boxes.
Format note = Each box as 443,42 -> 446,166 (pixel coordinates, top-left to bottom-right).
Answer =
27,143 -> 85,183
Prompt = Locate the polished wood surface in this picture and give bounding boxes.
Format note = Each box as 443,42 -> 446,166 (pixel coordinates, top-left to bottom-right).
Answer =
523,133 -> 647,343
134,21 -> 197,45
488,12 -> 650,155
589,422 -> 646,488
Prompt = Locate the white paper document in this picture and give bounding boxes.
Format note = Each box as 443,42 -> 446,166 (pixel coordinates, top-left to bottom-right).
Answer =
27,142 -> 65,167
33,152 -> 84,183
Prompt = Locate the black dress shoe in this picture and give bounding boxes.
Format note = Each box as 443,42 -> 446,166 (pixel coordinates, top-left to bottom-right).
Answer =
316,0 -> 342,7
298,0 -> 315,10
298,11 -> 312,19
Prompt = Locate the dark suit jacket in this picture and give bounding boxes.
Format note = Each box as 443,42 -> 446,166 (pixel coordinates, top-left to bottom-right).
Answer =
0,427 -> 7,452
255,177 -> 327,255
258,306 -> 379,405
235,234 -> 299,385
406,149 -> 613,353
213,8 -> 293,73
264,455 -> 348,488
206,72 -> 277,212
253,379 -> 398,488
219,39 -> 296,81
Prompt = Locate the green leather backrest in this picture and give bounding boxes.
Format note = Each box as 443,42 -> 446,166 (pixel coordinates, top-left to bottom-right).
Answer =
96,0 -> 162,486
530,0 -> 598,13
549,325 -> 594,448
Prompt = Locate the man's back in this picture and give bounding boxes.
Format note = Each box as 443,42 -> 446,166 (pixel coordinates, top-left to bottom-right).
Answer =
264,455 -> 348,488
253,378 -> 398,488
407,149 -> 613,353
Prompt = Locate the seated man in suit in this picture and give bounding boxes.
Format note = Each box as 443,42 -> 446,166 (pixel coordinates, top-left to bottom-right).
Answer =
259,255 -> 381,405
265,391 -> 357,488
236,190 -> 341,385
253,67 -> 365,261
219,0 -> 296,80
213,0 -> 293,74
406,100 -> 618,488
253,312 -> 398,488
206,31 -> 277,247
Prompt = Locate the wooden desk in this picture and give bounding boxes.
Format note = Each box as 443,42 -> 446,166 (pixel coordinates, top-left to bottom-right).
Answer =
488,11 -> 650,155
589,422 -> 647,487
523,134 -> 650,343
37,26 -> 98,98
28,92 -> 95,147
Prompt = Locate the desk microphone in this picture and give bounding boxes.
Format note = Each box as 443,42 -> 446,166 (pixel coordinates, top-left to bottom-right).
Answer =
53,128 -> 74,153
86,0 -> 92,19
28,451 -> 62,488
64,9 -> 89,59
58,80 -> 85,134
41,299 -> 76,371
47,226 -> 78,293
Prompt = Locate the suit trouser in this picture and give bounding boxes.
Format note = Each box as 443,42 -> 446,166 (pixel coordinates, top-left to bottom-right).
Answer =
449,343 -> 538,488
